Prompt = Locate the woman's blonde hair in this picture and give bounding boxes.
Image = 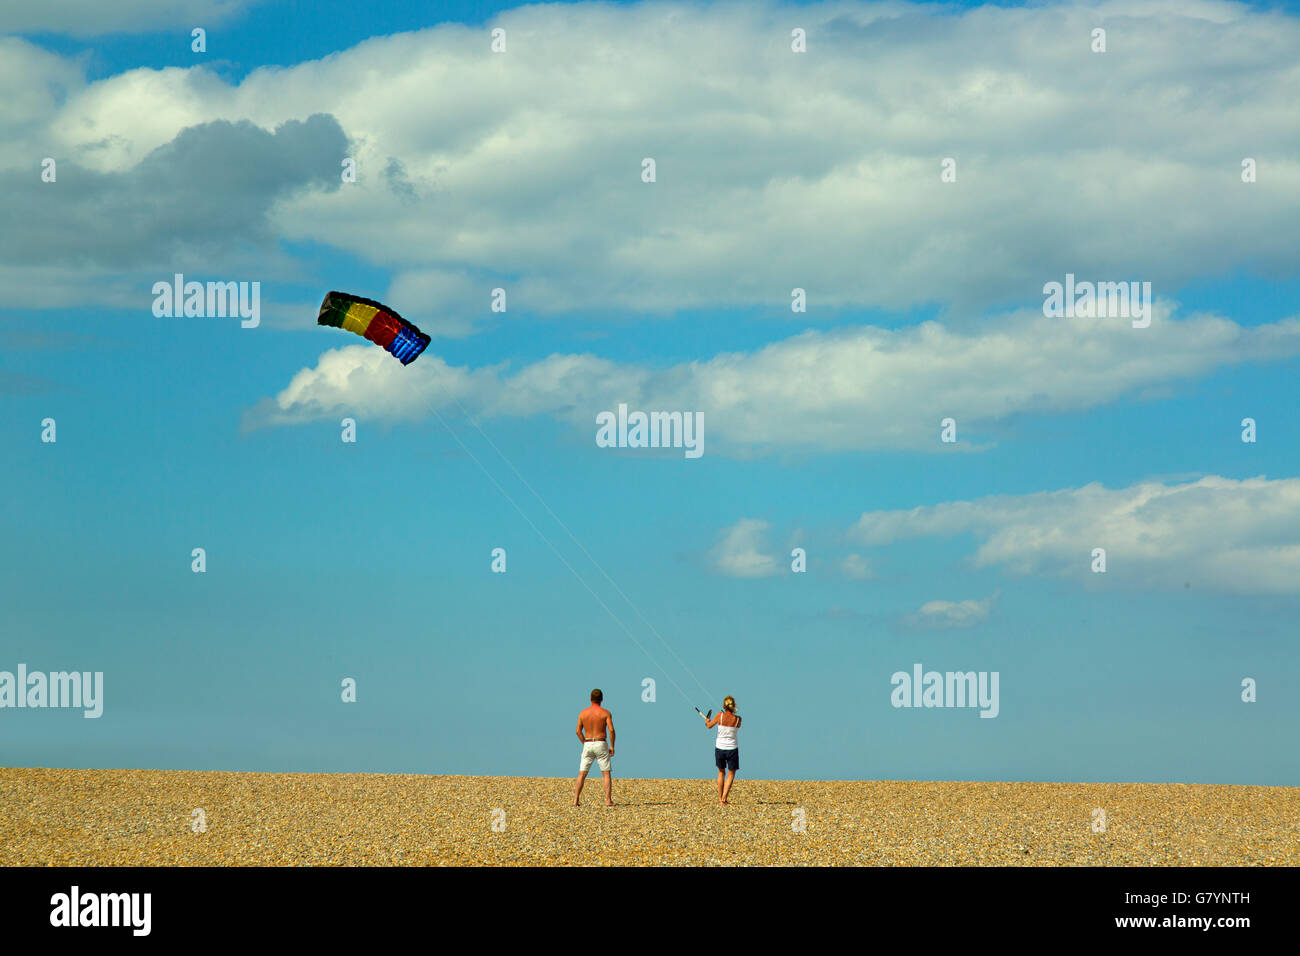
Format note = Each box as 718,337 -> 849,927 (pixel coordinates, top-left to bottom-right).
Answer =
723,696 -> 736,713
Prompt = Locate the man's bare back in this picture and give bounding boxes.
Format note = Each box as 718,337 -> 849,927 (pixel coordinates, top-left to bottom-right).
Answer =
574,692 -> 615,806
578,704 -> 612,741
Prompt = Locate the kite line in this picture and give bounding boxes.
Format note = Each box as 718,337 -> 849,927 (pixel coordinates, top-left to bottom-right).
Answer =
315,290 -> 715,710
441,389 -> 716,703
427,385 -> 712,710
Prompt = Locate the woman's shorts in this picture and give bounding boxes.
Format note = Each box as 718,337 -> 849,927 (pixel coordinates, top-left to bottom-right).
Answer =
715,748 -> 739,772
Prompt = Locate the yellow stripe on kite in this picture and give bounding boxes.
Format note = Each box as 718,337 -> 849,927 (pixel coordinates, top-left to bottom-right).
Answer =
341,303 -> 377,335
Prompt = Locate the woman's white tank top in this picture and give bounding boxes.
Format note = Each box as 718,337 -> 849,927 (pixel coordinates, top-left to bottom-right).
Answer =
716,715 -> 740,750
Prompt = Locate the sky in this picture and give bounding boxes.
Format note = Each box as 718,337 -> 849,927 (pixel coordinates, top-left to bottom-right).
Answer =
2,0 -> 1298,785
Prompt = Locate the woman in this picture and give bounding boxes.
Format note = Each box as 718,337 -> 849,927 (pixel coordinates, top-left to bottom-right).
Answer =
703,696 -> 741,805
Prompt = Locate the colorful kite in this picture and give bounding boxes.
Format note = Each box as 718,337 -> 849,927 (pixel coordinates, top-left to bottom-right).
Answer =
316,291 -> 430,365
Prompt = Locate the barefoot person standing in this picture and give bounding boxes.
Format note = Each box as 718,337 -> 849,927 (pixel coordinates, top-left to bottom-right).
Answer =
703,696 -> 741,805
573,689 -> 615,806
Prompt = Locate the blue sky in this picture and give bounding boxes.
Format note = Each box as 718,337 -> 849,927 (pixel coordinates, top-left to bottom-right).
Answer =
2,0 -> 1298,785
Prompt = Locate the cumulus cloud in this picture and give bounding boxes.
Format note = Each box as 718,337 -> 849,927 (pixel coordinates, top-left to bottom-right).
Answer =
0,111 -> 347,313
841,553 -> 874,579
0,114 -> 346,270
904,593 -> 997,630
385,269 -> 491,339
1,1 -> 259,38
5,1 -> 1296,319
850,475 -> 1300,593
244,305 -> 1300,454
711,519 -> 780,578
0,38 -> 83,135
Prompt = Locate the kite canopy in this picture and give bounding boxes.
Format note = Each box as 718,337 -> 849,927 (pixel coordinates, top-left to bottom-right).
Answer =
316,291 -> 430,365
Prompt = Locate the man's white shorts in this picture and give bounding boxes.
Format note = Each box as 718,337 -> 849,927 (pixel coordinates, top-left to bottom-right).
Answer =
579,740 -> 611,773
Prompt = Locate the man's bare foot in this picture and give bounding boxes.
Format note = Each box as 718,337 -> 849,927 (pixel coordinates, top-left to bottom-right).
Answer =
605,802 -> 615,807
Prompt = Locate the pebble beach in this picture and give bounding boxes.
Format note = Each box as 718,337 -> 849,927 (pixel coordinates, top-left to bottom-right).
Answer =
3,767 -> 1295,866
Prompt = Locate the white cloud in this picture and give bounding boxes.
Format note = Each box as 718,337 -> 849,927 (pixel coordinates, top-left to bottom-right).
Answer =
0,39 -> 82,133
711,518 -> 780,578
850,475 -> 1300,594
385,269 -> 491,339
1,1 -> 258,37
2,115 -> 345,269
841,553 -> 873,579
905,593 -> 996,630
6,1 -> 1297,317
244,305 -> 1300,454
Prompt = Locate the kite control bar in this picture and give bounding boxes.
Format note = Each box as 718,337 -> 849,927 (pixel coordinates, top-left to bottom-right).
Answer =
694,707 -> 712,719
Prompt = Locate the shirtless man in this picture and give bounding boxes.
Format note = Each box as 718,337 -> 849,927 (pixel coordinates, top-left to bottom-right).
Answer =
573,688 -> 615,806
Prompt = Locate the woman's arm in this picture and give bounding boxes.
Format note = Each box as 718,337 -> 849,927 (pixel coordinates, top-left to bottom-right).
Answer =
704,713 -> 720,728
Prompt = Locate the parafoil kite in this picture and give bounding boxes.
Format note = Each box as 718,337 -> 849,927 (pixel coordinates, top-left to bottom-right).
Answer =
316,291 -> 430,365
